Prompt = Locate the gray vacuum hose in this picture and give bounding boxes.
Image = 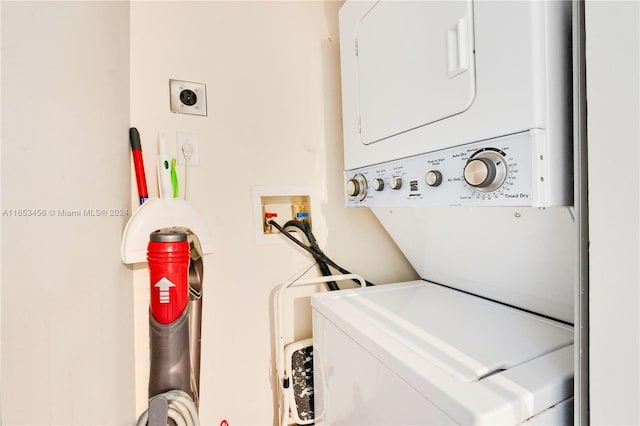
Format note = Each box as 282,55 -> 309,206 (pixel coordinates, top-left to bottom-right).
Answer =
136,390 -> 199,426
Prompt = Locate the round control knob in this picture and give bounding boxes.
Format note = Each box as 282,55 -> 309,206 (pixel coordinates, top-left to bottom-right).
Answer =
389,176 -> 402,190
463,150 -> 507,192
346,174 -> 367,200
373,178 -> 384,191
425,170 -> 442,187
464,158 -> 496,188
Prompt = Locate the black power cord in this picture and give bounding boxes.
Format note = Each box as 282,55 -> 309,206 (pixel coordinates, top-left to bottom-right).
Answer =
280,219 -> 339,291
268,218 -> 376,290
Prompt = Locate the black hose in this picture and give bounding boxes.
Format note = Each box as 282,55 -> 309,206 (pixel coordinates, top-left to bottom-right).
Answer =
280,220 -> 339,291
268,219 -> 376,289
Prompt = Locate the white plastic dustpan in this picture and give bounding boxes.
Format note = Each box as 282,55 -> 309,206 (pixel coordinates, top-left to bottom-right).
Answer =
121,197 -> 213,264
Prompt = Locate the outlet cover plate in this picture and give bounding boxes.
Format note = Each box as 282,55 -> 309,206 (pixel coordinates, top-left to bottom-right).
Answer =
169,79 -> 207,116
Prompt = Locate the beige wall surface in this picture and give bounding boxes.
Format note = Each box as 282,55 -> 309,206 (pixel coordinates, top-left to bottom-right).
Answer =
1,1 -> 135,425
129,1 -> 416,424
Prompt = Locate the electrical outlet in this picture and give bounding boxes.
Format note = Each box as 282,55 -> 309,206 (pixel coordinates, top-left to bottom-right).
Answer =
169,79 -> 207,116
177,132 -> 200,166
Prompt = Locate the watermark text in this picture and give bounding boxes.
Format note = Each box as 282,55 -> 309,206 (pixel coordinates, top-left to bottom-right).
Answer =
2,208 -> 129,218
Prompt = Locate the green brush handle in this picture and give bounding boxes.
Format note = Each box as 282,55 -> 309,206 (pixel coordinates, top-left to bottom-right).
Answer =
171,158 -> 179,198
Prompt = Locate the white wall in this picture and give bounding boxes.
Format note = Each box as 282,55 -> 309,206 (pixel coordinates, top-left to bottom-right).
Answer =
130,1 -> 417,424
1,2 -> 135,424
586,1 -> 640,424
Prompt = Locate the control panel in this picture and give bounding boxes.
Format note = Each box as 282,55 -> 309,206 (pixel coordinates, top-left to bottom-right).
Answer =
345,131 -> 541,207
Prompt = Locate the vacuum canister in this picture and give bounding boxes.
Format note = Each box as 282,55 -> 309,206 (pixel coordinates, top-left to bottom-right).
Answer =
148,229 -> 190,324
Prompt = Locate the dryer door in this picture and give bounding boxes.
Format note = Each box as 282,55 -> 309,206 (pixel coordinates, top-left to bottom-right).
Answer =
357,0 -> 476,145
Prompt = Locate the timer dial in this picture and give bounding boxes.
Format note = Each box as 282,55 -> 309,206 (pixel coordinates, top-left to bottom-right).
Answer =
463,149 -> 507,192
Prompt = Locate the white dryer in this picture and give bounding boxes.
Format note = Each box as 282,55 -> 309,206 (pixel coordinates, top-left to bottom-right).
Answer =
312,0 -> 576,424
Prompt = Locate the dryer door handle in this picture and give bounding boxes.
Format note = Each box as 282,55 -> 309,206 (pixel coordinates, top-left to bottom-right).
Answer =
447,17 -> 470,78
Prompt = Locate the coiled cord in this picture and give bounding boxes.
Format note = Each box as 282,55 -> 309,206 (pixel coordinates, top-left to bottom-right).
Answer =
136,390 -> 200,426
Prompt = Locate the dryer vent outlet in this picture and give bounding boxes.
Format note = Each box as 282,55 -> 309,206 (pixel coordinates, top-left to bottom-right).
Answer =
169,79 -> 207,116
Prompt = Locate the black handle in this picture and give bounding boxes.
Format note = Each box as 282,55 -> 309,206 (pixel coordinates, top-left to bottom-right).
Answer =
129,127 -> 142,150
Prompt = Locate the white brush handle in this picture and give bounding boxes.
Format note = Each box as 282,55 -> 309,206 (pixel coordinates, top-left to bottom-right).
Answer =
157,133 -> 173,200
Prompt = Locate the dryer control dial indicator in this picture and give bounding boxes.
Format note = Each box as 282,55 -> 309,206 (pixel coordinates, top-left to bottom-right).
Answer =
425,170 -> 443,187
346,174 -> 368,200
373,178 -> 385,191
390,176 -> 403,190
463,150 -> 507,192
464,158 -> 495,187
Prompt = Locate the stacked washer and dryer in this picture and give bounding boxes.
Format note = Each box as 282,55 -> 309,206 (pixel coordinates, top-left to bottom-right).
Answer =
311,1 -> 576,424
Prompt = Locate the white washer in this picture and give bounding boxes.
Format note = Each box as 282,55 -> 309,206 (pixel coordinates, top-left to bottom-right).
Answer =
312,281 -> 574,425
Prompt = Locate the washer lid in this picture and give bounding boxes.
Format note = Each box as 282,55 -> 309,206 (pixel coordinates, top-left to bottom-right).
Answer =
311,281 -> 573,383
